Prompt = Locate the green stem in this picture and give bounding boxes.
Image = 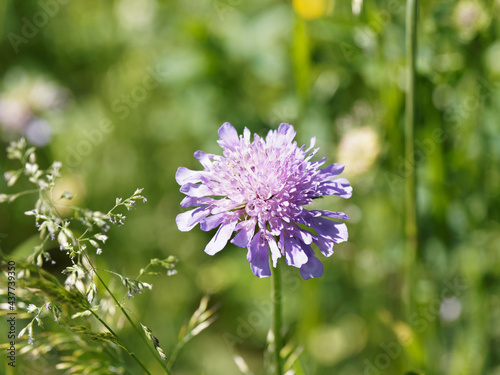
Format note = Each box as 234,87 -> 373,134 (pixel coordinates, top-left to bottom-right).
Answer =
404,0 -> 418,312
166,337 -> 186,371
101,344 -> 135,375
272,260 -> 283,375
83,252 -> 172,375
8,189 -> 39,201
89,310 -> 151,375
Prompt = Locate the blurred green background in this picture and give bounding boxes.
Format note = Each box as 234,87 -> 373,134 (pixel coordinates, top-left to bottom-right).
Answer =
1,0 -> 500,374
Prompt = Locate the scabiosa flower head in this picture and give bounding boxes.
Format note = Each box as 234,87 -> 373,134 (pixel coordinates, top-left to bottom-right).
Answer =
176,123 -> 352,279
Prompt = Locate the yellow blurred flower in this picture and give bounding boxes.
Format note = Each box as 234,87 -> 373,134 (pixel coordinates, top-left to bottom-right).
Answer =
293,0 -> 333,20
52,175 -> 86,217
337,126 -> 380,177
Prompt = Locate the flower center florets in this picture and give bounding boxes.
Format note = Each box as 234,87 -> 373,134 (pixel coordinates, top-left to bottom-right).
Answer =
245,198 -> 268,216
217,135 -> 310,222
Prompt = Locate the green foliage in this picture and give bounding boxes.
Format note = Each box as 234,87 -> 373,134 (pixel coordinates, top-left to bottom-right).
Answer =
0,142 -> 212,374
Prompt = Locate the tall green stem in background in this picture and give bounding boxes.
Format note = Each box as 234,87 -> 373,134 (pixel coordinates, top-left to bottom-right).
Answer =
404,0 -> 418,319
272,260 -> 283,375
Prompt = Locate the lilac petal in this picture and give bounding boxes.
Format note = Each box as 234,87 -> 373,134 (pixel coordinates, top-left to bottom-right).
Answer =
180,182 -> 213,197
176,167 -> 207,185
243,127 -> 251,142
335,178 -> 351,187
277,123 -> 296,142
200,213 -> 225,231
194,150 -> 213,169
305,136 -> 316,152
180,196 -> 213,208
309,217 -> 348,243
300,254 -> 324,279
268,237 -> 281,267
176,207 -> 210,232
267,217 -> 283,236
204,220 -> 238,255
304,147 -> 320,162
231,218 -> 256,248
282,235 -> 308,268
210,199 -> 241,214
309,157 -> 327,169
318,179 -> 353,198
313,235 -> 334,257
217,122 -> 239,151
290,225 -> 313,245
247,232 -> 271,278
306,210 -> 350,221
317,163 -> 345,181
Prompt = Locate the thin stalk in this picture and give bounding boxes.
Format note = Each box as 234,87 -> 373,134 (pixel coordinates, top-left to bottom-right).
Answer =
101,344 -> 135,375
404,0 -> 418,315
166,337 -> 187,371
83,252 -> 171,375
8,189 -> 39,201
271,260 -> 283,375
89,310 -> 151,375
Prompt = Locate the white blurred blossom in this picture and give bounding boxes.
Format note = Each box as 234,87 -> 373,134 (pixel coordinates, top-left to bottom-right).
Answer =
337,126 -> 380,177
352,0 -> 363,15
0,98 -> 31,131
0,70 -> 70,145
452,0 -> 490,42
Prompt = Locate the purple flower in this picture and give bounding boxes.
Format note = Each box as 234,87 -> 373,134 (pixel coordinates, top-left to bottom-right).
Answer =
176,123 -> 352,279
